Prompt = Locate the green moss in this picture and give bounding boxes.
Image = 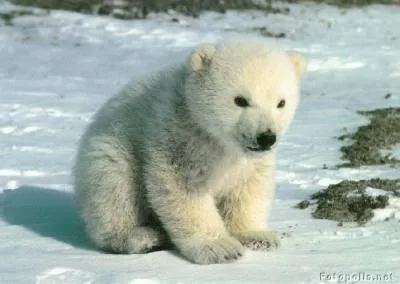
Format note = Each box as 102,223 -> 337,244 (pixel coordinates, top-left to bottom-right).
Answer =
1,13 -> 13,25
0,10 -> 35,25
253,27 -> 286,38
8,0 -> 400,19
10,0 -> 96,13
332,0 -> 399,5
10,0 -> 289,19
338,107 -> 400,168
289,0 -> 400,6
297,178 -> 400,224
295,200 -> 310,209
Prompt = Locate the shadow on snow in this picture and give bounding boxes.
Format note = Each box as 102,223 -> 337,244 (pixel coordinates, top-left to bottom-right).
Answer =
0,185 -> 94,251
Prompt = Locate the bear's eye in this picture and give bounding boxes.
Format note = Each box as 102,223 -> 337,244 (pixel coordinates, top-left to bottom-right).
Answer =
234,96 -> 250,108
277,99 -> 286,108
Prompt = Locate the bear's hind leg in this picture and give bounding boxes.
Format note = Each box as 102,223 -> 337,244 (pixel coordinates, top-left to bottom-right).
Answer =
104,226 -> 169,254
75,136 -> 169,254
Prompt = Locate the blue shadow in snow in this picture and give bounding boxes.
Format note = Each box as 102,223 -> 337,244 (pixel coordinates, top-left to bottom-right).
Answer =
0,185 -> 94,251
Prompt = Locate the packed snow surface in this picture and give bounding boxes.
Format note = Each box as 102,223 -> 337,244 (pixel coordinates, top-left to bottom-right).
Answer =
0,1 -> 399,283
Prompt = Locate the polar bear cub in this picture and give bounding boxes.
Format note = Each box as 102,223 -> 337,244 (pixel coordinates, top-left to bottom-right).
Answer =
74,38 -> 307,264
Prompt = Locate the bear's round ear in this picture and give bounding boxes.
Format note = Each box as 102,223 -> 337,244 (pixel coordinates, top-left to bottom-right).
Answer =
190,44 -> 217,72
286,51 -> 307,78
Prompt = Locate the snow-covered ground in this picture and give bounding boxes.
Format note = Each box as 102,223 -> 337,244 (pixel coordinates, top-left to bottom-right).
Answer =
1,1 -> 400,283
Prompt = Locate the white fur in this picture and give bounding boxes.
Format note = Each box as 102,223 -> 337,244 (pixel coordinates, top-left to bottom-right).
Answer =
73,38 -> 307,264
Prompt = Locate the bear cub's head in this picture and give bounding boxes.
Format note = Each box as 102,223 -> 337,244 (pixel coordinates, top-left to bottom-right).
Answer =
184,39 -> 307,156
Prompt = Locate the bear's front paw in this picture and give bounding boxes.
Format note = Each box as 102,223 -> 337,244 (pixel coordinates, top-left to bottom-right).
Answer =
233,230 -> 280,251
178,236 -> 244,264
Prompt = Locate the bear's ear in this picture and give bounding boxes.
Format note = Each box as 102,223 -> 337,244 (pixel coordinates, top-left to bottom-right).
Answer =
190,44 -> 217,72
287,51 -> 307,78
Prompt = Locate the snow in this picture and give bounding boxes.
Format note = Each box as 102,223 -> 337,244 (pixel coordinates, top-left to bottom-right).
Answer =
345,187 -> 400,222
1,1 -> 400,283
370,187 -> 400,222
364,187 -> 391,197
392,144 -> 400,160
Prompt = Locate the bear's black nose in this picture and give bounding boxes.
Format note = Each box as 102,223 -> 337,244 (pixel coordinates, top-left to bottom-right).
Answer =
256,131 -> 276,150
